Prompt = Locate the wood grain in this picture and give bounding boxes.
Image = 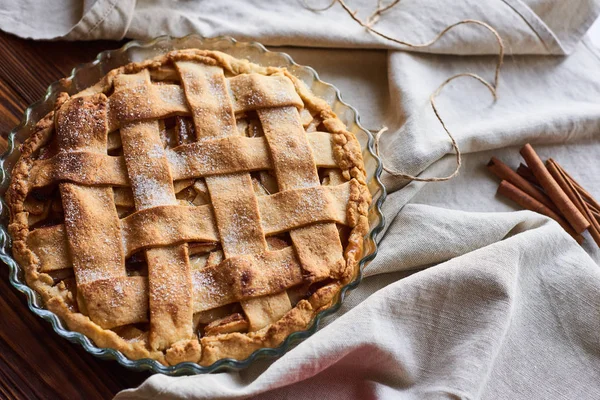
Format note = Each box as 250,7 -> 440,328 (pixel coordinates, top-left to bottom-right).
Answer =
0,32 -> 149,399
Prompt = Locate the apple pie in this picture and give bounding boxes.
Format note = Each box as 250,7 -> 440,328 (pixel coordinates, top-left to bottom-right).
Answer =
6,49 -> 370,366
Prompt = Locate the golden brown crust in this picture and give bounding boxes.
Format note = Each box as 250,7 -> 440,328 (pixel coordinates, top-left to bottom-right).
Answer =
6,49 -> 371,366
165,339 -> 202,365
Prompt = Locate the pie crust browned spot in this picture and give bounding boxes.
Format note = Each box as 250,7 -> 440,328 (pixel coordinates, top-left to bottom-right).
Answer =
6,49 -> 371,366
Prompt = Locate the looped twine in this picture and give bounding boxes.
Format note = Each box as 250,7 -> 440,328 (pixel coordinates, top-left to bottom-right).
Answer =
300,0 -> 505,182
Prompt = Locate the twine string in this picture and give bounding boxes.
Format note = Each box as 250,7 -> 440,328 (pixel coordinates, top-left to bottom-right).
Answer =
300,0 -> 337,12
366,0 -> 401,27
300,0 -> 505,182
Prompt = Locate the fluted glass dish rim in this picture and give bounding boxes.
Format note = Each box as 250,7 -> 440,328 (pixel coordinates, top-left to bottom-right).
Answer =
0,34 -> 387,375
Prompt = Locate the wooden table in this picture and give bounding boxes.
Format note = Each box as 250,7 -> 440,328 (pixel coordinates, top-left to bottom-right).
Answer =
0,31 -> 150,399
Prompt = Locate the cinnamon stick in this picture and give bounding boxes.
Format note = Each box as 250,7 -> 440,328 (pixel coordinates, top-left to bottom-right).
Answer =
546,160 -> 600,246
516,161 -> 600,217
580,191 -> 600,215
516,163 -> 538,186
554,163 -> 600,214
587,201 -> 600,216
487,157 -> 559,214
520,144 -> 590,234
497,180 -> 583,243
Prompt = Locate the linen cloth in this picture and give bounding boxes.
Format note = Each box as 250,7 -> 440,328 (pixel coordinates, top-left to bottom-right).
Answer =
2,0 -> 600,398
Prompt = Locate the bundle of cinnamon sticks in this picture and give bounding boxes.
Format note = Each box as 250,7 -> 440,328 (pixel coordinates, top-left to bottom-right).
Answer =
488,144 -> 600,246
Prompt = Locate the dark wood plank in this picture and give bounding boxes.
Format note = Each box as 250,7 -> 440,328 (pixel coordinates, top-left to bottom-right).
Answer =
0,31 -> 148,399
0,73 -> 29,137
0,33 -> 127,137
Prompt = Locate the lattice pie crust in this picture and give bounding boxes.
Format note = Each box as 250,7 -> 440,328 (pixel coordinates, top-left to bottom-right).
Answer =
7,50 -> 370,366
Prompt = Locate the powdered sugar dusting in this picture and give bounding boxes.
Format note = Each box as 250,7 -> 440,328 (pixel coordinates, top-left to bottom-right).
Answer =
193,269 -> 225,302
166,144 -> 218,177
221,212 -> 256,256
129,175 -> 177,209
104,277 -> 135,308
113,84 -> 152,121
295,187 -> 327,218
207,75 -> 229,110
158,85 -> 186,108
146,143 -> 165,159
261,107 -> 319,190
151,281 -> 175,303
57,98 -> 106,151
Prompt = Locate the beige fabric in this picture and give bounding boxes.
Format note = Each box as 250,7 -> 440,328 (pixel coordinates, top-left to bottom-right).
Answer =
1,0 -> 597,56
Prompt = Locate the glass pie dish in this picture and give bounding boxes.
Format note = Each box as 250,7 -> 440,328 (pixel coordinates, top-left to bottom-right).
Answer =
0,35 -> 386,375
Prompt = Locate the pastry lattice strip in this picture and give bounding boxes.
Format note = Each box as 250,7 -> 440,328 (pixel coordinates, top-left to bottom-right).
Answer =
55,94 -> 130,328
28,133 -> 336,188
114,70 -> 194,351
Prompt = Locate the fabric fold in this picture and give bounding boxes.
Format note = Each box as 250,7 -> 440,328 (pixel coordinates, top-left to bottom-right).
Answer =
1,0 -> 599,55
0,0 -> 135,40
